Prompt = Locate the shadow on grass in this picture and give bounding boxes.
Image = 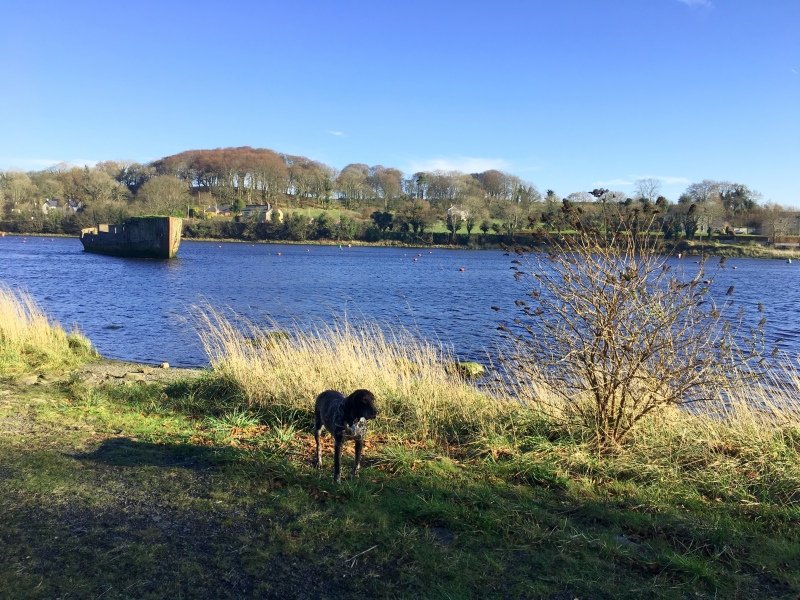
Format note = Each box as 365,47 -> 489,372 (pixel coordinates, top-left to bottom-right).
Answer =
0,487 -> 384,600
5,435 -> 797,599
67,437 -> 236,470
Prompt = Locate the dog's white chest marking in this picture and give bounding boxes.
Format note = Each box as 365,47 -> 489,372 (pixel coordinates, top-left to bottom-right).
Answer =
346,417 -> 368,440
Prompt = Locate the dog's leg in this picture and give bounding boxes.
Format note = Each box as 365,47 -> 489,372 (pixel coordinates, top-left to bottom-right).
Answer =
353,438 -> 364,477
333,433 -> 343,483
314,410 -> 324,469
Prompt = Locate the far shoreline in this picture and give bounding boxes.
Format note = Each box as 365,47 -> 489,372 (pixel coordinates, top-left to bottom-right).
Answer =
3,231 -> 799,260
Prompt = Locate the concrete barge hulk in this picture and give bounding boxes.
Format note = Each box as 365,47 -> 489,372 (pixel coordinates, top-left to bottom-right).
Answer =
80,216 -> 182,259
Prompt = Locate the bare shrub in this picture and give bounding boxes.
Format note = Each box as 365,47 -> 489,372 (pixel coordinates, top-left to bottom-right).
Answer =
499,200 -> 768,450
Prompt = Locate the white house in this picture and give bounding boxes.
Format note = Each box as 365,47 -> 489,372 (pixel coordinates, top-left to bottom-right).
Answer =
41,198 -> 82,214
446,205 -> 468,222
42,198 -> 61,214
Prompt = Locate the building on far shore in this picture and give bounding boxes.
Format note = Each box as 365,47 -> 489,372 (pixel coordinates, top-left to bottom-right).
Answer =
41,198 -> 82,214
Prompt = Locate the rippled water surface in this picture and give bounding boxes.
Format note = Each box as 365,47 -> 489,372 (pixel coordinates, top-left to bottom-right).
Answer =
0,235 -> 797,367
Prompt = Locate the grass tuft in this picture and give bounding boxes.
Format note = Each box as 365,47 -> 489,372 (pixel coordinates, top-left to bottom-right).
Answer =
0,283 -> 97,378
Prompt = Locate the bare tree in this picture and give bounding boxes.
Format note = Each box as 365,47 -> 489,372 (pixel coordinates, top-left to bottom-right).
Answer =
372,166 -> 404,211
759,202 -> 796,242
633,178 -> 662,204
499,203 -> 766,450
480,169 -> 511,197
425,171 -> 459,209
683,180 -> 720,204
336,164 -> 370,209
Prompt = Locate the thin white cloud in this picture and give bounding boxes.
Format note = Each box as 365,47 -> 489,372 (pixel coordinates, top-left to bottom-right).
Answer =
792,69 -> 798,75
326,130 -> 344,137
677,0 -> 713,7
632,174 -> 691,185
0,157 -> 98,171
594,178 -> 634,187
406,156 -> 510,174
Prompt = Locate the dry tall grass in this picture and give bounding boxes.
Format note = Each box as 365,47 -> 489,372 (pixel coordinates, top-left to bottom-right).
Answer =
504,349 -> 800,430
191,303 -> 800,504
192,305 -> 517,444
0,284 -> 96,377
508,357 -> 800,504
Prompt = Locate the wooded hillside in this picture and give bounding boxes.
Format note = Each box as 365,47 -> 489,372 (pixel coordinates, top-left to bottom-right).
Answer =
2,146 -> 798,244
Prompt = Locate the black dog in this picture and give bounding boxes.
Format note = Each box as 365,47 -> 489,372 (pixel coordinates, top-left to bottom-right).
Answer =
314,389 -> 378,483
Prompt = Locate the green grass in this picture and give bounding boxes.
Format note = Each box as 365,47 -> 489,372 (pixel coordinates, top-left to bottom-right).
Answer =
283,207 -> 363,222
2,289 -> 800,598
1,373 -> 799,599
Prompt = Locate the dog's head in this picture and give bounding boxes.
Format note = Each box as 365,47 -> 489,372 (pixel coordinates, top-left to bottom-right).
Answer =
345,389 -> 378,423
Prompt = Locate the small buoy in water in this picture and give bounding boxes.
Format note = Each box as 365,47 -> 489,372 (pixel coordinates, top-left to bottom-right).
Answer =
788,258 -> 792,264
413,258 -> 418,262
732,266 -> 737,269
429,251 -> 432,254
677,253 -> 682,259
307,249 -> 310,252
348,244 -> 352,248
418,253 -> 422,256
277,252 -> 281,256
218,245 -> 222,248
704,280 -> 711,284
459,267 -> 465,272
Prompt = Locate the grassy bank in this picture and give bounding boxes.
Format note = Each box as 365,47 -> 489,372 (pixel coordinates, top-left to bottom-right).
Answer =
1,294 -> 800,598
674,240 -> 800,260
8,230 -> 800,258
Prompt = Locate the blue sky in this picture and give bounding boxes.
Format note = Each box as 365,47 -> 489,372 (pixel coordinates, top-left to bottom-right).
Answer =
1,0 -> 798,205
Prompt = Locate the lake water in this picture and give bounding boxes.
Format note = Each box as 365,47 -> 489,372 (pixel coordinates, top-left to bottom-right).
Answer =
0,235 -> 798,368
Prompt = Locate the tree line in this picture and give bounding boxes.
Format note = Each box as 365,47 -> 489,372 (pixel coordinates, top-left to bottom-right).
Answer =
1,146 -> 798,243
